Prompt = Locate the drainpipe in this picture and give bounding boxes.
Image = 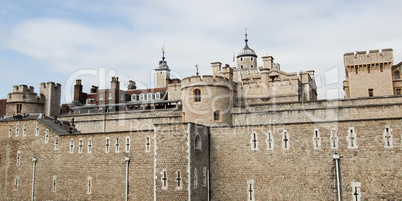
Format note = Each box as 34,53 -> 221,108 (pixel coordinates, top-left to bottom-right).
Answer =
31,157 -> 37,201
333,154 -> 342,201
125,156 -> 130,201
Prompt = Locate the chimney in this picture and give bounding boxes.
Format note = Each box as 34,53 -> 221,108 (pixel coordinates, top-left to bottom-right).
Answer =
128,80 -> 136,90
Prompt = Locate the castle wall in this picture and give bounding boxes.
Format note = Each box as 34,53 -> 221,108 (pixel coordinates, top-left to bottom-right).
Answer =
0,119 -> 154,200
58,110 -> 182,133
209,119 -> 401,200
232,96 -> 402,125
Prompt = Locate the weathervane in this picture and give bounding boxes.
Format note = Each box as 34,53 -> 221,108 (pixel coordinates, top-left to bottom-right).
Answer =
195,64 -> 199,76
162,45 -> 165,61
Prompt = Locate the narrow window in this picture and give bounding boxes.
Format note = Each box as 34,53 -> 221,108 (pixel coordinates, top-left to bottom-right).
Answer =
203,167 -> 207,187
108,92 -> 112,100
251,65 -> 254,68
213,110 -> 220,121
115,138 -> 120,153
250,132 -> 258,151
99,93 -> 104,100
312,129 -> 321,149
105,137 -> 110,153
266,131 -> 274,151
194,168 -> 198,189
16,103 -> 22,113
241,65 -> 244,69
16,151 -> 21,166
194,89 -> 201,102
195,135 -> 202,151
241,58 -> 243,61
23,124 -> 26,137
383,126 -> 393,148
125,137 -> 130,153
355,66 -> 358,74
330,128 -> 339,149
176,171 -> 182,189
87,177 -> 92,194
368,89 -> 373,97
69,139 -> 74,154
282,130 -> 290,150
161,170 -> 168,190
35,123 -> 39,136
147,93 -> 153,100
45,129 -> 49,143
145,136 -> 151,153
14,177 -> 18,190
396,89 -> 401,95
347,127 -> 358,149
54,137 -> 59,151
155,92 -> 161,99
351,182 -> 361,201
380,64 -> 383,72
52,175 -> 57,192
251,57 -> 253,61
8,125 -> 12,137
88,139 -> 92,153
367,66 -> 370,73
78,139 -> 83,153
247,180 -> 255,201
15,123 -> 19,137
395,71 -> 400,79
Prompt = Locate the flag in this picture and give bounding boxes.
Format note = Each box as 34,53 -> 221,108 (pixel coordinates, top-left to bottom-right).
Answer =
233,51 -> 235,62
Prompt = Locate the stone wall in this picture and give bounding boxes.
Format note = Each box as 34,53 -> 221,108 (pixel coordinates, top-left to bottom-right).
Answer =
209,119 -> 401,200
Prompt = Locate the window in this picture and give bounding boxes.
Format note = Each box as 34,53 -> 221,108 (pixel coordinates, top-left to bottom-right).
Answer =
397,89 -> 401,95
120,94 -> 124,101
368,89 -> 373,97
35,123 -> 39,136
330,128 -> 338,149
108,92 -> 112,99
8,125 -> 12,137
247,180 -> 255,201
367,66 -> 370,73
16,151 -> 21,166
105,137 -> 110,153
241,58 -> 243,61
69,139 -> 74,153
176,171 -> 182,189
161,170 -> 168,190
282,130 -> 290,150
147,93 -> 153,100
87,177 -> 92,194
351,182 -> 361,201
251,65 -> 253,68
23,124 -> 26,137
395,71 -> 400,79
155,92 -> 161,99
86,99 -> 94,105
312,129 -> 321,149
194,89 -> 201,102
195,135 -> 202,151
78,139 -> 83,153
266,131 -> 274,151
99,93 -> 104,100
213,110 -> 220,121
145,136 -> 151,152
241,65 -> 244,69
45,129 -> 49,143
88,139 -> 92,153
383,126 -> 393,148
131,94 -> 137,101
125,137 -> 130,153
54,137 -> 59,151
194,168 -> 198,189
250,132 -> 258,151
355,66 -> 358,74
115,138 -> 120,153
15,123 -> 19,137
203,167 -> 207,187
347,127 -> 358,149
14,177 -> 18,190
251,57 -> 253,61
52,175 -> 57,192
16,103 -> 22,113
380,64 -> 383,72
139,94 -> 144,101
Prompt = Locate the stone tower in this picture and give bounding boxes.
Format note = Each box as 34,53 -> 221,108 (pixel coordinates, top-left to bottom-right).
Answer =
181,73 -> 233,126
237,30 -> 257,70
343,49 -> 394,98
39,82 -> 61,117
155,47 -> 171,87
6,85 -> 44,116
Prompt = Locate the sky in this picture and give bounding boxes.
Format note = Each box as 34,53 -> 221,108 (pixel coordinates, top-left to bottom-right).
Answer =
1,0 -> 402,103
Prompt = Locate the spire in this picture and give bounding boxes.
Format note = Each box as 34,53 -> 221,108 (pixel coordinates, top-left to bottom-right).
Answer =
237,28 -> 257,58
245,27 -> 248,46
157,45 -> 169,70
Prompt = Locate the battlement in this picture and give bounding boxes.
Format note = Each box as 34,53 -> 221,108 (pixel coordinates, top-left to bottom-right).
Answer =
40,82 -> 61,90
12,85 -> 35,93
181,75 -> 232,89
344,48 -> 394,66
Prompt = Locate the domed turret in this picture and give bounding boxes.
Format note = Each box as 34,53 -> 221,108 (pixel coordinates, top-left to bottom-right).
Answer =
237,29 -> 257,69
155,46 -> 171,87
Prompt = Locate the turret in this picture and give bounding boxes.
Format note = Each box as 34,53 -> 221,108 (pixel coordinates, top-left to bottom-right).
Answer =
236,29 -> 257,69
155,47 -> 171,87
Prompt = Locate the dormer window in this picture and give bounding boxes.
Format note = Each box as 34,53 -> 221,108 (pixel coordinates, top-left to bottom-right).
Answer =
86,99 -> 94,105
155,92 -> 161,99
131,94 -> 137,101
139,94 -> 145,101
147,93 -> 154,100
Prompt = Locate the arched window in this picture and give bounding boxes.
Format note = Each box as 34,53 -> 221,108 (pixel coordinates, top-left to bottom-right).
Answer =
213,110 -> 220,121
194,89 -> 201,102
395,71 -> 400,79
195,135 -> 202,151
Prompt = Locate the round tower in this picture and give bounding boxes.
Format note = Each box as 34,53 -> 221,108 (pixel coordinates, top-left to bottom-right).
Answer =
6,85 -> 44,116
237,29 -> 257,69
181,75 -> 234,126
